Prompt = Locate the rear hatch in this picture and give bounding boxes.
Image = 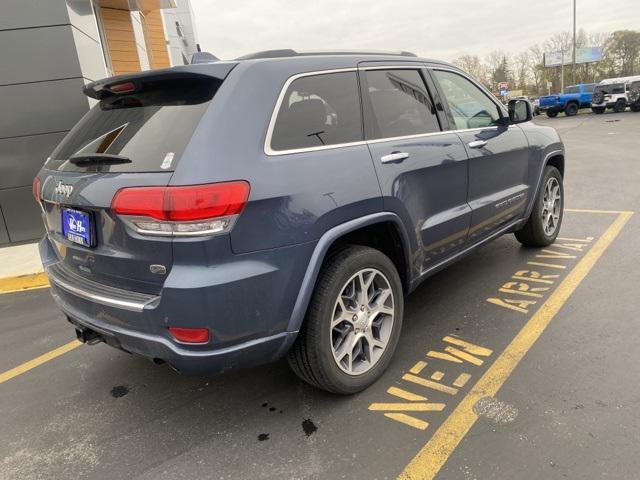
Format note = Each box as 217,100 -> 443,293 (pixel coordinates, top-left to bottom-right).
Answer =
38,66 -> 234,295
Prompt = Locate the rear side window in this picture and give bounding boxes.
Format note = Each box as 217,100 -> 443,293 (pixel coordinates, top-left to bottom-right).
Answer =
596,83 -> 625,95
270,72 -> 362,152
46,76 -> 220,172
363,69 -> 440,139
564,86 -> 579,94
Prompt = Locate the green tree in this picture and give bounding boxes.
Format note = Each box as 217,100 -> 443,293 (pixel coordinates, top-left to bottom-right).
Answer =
492,56 -> 511,86
604,30 -> 640,76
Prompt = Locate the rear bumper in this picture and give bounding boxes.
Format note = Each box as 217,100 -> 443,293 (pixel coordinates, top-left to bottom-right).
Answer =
61,304 -> 295,375
39,235 -> 309,375
592,101 -> 618,108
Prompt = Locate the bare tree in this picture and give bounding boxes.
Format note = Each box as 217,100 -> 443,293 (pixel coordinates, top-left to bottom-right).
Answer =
513,51 -> 531,92
448,28 -> 637,96
528,44 -> 546,95
452,54 -> 490,87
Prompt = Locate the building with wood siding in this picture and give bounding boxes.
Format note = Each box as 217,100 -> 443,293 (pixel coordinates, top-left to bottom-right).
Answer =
0,0 -> 199,245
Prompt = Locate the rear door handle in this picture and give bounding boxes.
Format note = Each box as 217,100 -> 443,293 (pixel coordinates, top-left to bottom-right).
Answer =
381,151 -> 409,163
468,140 -> 487,149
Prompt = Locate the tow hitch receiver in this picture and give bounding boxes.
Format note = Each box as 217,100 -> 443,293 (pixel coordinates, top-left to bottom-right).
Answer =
75,327 -> 103,345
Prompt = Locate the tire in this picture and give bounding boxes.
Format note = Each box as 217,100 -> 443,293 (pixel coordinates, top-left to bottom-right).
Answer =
288,245 -> 404,394
592,106 -> 605,114
564,103 -> 579,116
631,104 -> 640,112
515,166 -> 564,247
613,99 -> 626,113
546,110 -> 559,118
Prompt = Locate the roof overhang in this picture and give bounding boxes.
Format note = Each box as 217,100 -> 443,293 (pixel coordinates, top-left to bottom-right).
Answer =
98,0 -> 177,11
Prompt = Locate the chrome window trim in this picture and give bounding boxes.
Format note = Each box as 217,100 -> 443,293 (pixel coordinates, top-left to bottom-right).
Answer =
264,68 -> 359,156
358,64 -> 427,70
263,65 -> 513,156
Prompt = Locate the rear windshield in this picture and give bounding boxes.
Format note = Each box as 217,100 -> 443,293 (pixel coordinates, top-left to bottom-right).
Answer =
45,76 -> 220,173
595,83 -> 625,95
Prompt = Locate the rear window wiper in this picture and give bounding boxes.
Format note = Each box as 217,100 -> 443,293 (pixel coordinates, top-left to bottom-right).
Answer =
68,153 -> 132,166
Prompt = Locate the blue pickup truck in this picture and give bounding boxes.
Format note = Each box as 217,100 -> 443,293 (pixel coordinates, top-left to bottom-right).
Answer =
539,83 -> 597,117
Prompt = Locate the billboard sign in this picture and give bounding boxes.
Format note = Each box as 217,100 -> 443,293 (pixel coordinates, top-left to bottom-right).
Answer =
544,47 -> 604,67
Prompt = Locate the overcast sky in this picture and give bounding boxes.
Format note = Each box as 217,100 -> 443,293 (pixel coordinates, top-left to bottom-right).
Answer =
189,0 -> 638,62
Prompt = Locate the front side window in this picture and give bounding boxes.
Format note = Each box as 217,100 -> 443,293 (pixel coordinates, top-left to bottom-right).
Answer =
363,69 -> 440,140
433,70 -> 502,130
270,72 -> 362,152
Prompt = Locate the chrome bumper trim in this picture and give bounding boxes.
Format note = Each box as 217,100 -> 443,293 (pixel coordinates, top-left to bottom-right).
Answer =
47,269 -> 158,313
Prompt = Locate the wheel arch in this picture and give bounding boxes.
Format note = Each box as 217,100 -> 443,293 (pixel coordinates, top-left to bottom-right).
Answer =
285,213 -> 412,333
546,152 -> 565,177
521,149 -> 565,223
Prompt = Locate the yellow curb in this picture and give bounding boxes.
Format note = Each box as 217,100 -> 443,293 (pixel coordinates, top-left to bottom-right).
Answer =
0,272 -> 49,294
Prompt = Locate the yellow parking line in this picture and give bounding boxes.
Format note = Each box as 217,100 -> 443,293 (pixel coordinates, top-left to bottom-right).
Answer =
0,340 -> 82,385
0,272 -> 49,295
564,208 -> 634,214
398,211 -> 633,480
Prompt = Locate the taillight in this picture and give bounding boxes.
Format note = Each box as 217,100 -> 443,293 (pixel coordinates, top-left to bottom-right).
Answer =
111,181 -> 250,236
108,81 -> 136,94
32,177 -> 41,203
168,327 -> 210,344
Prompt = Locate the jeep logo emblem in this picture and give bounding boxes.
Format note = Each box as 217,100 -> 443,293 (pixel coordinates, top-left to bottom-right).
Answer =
54,181 -> 73,197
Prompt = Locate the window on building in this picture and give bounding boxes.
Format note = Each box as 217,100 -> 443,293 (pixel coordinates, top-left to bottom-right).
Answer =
91,0 -> 114,76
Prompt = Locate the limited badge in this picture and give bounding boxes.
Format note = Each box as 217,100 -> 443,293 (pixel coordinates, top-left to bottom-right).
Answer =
160,152 -> 175,170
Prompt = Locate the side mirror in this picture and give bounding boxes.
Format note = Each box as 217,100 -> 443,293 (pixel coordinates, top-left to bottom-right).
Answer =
508,99 -> 532,124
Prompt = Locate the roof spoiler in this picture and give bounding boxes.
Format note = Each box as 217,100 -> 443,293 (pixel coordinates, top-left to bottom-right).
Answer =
83,64 -> 236,100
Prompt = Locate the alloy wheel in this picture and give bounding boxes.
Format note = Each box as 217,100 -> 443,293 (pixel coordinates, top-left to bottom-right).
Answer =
542,177 -> 562,236
330,268 -> 394,375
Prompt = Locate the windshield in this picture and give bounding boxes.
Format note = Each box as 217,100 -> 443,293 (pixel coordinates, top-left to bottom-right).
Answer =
45,76 -> 221,173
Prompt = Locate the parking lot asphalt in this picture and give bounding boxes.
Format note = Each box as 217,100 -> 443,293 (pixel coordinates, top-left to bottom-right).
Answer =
1,111 -> 638,480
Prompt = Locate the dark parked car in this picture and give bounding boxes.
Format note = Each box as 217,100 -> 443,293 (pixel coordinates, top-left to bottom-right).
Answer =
35,50 -> 565,394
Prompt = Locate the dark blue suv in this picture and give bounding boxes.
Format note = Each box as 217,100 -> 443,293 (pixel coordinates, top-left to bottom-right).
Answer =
35,50 -> 565,394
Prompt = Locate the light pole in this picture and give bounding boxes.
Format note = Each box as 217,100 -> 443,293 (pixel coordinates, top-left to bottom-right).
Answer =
572,0 -> 577,84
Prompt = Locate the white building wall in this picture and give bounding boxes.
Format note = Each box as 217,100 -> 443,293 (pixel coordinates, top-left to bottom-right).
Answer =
130,11 -> 151,71
161,0 -> 199,66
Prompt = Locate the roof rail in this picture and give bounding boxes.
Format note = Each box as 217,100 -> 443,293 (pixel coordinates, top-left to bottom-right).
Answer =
235,49 -> 418,60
